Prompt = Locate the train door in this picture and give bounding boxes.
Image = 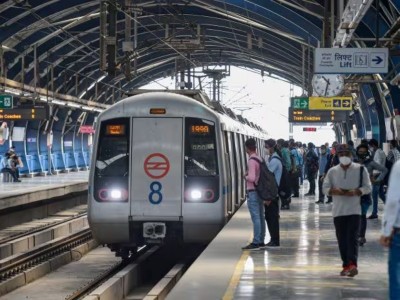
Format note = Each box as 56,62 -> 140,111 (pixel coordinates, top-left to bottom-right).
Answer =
130,118 -> 183,219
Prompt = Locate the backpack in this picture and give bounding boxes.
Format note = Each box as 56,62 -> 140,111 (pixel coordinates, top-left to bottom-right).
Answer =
270,156 -> 292,200
249,157 -> 278,201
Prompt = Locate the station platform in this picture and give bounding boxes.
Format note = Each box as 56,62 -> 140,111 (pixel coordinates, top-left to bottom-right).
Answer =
167,185 -> 388,300
0,171 -> 89,210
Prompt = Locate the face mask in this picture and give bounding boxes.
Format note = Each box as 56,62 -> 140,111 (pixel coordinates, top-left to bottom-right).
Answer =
339,156 -> 352,165
357,153 -> 369,160
321,150 -> 326,154
265,148 -> 270,155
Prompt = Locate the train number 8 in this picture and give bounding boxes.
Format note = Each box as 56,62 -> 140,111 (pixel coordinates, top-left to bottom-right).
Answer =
149,181 -> 163,204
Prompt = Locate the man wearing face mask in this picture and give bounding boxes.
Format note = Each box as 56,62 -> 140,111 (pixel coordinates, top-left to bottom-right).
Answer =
323,144 -> 372,277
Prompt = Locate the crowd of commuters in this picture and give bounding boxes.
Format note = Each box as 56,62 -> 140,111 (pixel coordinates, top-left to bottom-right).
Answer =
0,146 -> 22,182
243,137 -> 400,298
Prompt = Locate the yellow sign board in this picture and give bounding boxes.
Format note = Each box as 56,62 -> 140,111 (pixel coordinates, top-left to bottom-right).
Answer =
309,97 -> 352,111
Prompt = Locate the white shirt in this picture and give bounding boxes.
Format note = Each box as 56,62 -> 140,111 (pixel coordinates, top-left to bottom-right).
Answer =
382,160 -> 400,236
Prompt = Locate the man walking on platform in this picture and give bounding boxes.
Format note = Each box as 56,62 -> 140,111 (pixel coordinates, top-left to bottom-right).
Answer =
323,144 -> 371,277
380,160 -> 400,299
242,138 -> 265,251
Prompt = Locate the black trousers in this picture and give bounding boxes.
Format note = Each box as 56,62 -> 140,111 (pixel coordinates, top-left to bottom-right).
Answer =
264,200 -> 280,244
360,215 -> 367,238
290,169 -> 300,196
334,215 -> 360,267
307,171 -> 317,194
318,175 -> 325,201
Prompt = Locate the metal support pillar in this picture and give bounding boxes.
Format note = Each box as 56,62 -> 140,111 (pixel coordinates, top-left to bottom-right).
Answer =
180,71 -> 185,90
21,54 -> 25,88
133,11 -> 138,76
0,45 -> 4,91
330,0 -> 335,46
34,44 -> 38,104
213,77 -> 216,101
302,45 -> 306,94
75,74 -> 79,97
375,0 -> 380,47
323,0 -> 330,47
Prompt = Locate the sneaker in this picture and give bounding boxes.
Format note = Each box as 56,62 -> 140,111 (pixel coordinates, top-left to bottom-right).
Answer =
242,243 -> 260,251
340,266 -> 350,276
358,237 -> 366,246
347,264 -> 358,277
315,200 -> 324,204
368,214 -> 378,219
292,194 -> 299,198
265,241 -> 280,248
258,243 -> 267,249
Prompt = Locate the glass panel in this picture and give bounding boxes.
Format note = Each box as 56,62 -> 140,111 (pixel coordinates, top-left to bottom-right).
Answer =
95,118 -> 129,177
185,118 -> 218,177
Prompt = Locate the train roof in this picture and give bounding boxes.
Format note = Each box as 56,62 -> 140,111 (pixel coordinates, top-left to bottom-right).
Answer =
123,89 -> 266,135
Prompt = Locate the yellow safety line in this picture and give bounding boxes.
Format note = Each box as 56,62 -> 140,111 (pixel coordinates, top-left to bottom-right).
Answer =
222,250 -> 249,300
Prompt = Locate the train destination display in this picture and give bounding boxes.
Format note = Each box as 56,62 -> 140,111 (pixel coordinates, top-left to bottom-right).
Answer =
0,107 -> 47,121
288,108 -> 347,123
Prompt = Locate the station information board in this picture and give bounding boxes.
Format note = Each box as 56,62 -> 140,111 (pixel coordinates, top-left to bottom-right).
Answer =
0,107 -> 48,121
291,96 -> 352,110
288,107 -> 347,123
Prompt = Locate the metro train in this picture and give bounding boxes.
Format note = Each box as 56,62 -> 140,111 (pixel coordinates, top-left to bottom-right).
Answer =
88,90 -> 268,258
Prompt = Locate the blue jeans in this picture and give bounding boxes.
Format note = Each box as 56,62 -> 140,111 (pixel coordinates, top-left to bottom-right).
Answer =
372,184 -> 386,215
389,232 -> 400,299
247,191 -> 265,244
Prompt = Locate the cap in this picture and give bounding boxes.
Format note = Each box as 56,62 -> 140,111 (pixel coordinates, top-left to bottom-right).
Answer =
336,143 -> 350,154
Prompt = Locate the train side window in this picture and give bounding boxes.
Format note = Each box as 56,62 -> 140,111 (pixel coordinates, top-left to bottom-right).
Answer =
95,118 -> 130,177
185,118 -> 218,176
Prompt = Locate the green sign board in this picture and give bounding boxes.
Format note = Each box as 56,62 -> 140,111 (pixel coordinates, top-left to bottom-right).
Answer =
0,94 -> 13,109
291,97 -> 309,109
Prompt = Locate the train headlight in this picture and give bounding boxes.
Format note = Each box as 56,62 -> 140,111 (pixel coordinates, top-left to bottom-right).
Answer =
190,189 -> 202,200
110,189 -> 122,200
98,188 -> 128,202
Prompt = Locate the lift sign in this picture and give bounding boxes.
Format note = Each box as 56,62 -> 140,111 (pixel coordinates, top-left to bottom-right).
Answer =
144,153 -> 170,205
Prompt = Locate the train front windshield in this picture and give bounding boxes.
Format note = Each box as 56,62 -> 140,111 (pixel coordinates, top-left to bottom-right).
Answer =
94,118 -> 130,202
184,118 -> 218,176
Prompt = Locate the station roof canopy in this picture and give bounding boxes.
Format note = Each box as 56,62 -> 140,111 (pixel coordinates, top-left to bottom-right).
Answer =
1,1 -> 399,104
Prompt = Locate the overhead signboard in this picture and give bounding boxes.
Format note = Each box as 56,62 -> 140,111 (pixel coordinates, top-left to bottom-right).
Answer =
309,97 -> 352,110
79,125 -> 95,134
314,48 -> 388,74
0,107 -> 48,121
291,96 -> 352,110
291,97 -> 309,109
288,107 -> 347,123
0,94 -> 13,109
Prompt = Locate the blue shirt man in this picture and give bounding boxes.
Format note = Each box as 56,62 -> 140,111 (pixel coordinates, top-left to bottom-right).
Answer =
316,145 -> 329,204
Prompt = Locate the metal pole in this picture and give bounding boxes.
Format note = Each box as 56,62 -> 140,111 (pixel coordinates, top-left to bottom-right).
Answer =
302,45 -> 305,94
133,11 -> 138,76
0,45 -> 4,91
330,0 -> 335,47
34,44 -> 37,105
376,0 -> 380,47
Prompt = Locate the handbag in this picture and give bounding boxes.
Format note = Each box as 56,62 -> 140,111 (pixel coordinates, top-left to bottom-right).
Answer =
359,166 -> 372,205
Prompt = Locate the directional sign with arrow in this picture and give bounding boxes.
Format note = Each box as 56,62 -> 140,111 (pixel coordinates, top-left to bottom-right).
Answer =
291,97 -> 309,110
315,48 -> 388,74
371,56 -> 383,65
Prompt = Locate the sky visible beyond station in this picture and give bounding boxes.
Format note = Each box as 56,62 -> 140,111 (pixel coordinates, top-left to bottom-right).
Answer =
143,67 -> 336,147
